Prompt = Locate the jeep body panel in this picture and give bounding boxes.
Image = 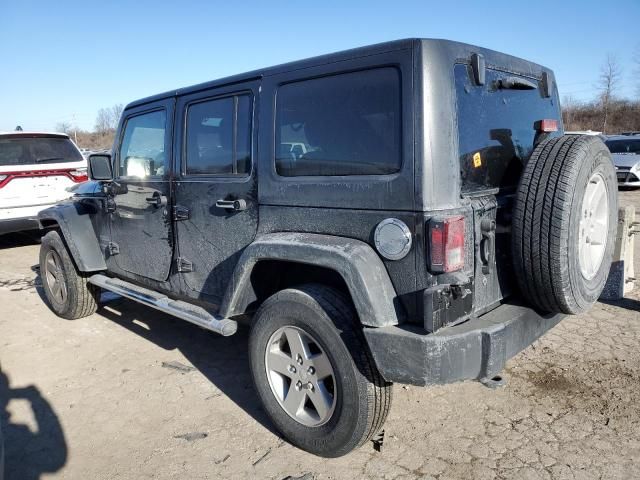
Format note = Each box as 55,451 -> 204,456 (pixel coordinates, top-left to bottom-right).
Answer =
220,232 -> 401,328
42,38 -> 566,387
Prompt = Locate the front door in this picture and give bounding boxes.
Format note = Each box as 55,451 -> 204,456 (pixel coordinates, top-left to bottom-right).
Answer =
109,100 -> 175,282
174,82 -> 259,305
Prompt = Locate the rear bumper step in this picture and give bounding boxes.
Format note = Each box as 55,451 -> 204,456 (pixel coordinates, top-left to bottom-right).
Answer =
88,274 -> 237,336
364,300 -> 564,386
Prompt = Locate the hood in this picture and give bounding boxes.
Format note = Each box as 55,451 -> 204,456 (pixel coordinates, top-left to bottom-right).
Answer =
612,153 -> 640,169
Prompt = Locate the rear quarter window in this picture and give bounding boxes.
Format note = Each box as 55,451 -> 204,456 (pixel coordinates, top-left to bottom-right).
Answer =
275,67 -> 402,177
455,64 -> 561,194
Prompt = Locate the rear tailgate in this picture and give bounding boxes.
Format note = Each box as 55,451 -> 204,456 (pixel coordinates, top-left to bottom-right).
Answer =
0,134 -> 87,210
0,163 -> 86,207
454,63 -> 562,315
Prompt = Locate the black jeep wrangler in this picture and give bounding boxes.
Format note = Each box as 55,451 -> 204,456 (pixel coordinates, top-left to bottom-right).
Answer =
37,39 -> 617,457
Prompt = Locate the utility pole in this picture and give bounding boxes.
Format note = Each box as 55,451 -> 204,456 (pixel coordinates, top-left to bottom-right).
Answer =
72,113 -> 78,144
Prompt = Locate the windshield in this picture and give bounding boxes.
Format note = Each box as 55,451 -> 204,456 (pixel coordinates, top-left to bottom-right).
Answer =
0,136 -> 83,166
605,139 -> 640,154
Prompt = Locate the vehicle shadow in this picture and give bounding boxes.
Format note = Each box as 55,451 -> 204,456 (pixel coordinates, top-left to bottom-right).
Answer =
0,231 -> 43,250
600,297 -> 640,312
0,369 -> 68,480
95,297 -> 279,436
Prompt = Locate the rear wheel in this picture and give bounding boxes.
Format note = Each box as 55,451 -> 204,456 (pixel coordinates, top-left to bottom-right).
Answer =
39,230 -> 100,319
249,284 -> 392,457
512,135 -> 617,314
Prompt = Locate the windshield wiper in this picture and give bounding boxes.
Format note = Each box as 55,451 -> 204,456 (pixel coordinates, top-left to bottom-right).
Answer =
497,76 -> 537,90
35,157 -> 66,163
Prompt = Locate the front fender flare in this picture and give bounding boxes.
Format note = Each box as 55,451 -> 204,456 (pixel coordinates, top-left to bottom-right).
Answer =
220,232 -> 402,327
38,202 -> 106,272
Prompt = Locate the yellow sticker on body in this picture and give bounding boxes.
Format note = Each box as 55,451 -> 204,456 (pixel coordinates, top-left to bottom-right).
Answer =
473,152 -> 482,168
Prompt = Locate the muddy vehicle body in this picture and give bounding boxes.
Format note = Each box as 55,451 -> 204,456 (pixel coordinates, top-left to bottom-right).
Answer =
37,39 -> 617,457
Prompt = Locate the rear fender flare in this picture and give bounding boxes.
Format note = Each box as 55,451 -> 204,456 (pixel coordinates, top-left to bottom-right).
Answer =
220,232 -> 402,327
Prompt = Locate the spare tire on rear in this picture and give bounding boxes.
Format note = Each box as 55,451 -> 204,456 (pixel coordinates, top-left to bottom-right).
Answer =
512,134 -> 617,314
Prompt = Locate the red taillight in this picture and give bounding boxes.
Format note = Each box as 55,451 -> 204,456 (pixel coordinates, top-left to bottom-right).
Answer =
429,216 -> 465,273
535,119 -> 558,133
68,168 -> 88,183
0,168 -> 87,187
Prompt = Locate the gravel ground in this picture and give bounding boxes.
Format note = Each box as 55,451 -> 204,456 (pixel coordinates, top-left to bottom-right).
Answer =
1,191 -> 640,480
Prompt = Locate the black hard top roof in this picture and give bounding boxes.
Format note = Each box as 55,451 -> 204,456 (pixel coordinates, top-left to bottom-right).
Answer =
126,38 -> 551,109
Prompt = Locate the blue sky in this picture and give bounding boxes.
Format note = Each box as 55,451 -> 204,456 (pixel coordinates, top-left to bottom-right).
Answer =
1,0 -> 638,132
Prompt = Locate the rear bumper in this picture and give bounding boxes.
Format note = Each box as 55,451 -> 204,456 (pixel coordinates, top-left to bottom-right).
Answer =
364,300 -> 564,386
0,216 -> 40,235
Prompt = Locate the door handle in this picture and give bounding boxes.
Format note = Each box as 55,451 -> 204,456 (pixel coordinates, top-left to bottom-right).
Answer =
215,199 -> 247,211
145,191 -> 166,208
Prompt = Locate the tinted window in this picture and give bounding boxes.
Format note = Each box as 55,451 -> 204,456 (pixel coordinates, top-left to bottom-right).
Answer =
119,110 -> 167,178
275,68 -> 401,176
605,139 -> 640,154
185,94 -> 252,176
455,64 -> 561,193
0,136 -> 83,166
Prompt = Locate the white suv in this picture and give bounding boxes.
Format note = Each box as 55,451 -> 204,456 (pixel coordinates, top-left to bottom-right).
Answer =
0,132 -> 87,235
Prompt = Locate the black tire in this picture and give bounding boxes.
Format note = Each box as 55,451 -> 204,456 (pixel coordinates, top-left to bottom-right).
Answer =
512,135 -> 617,314
249,284 -> 392,457
39,230 -> 100,319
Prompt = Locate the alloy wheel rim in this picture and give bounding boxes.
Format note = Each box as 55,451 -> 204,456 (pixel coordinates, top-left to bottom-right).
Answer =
578,172 -> 609,280
45,250 -> 67,304
264,326 -> 337,427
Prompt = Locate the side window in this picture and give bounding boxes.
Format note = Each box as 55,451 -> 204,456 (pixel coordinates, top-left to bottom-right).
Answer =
118,110 -> 167,178
184,94 -> 252,176
275,67 -> 402,177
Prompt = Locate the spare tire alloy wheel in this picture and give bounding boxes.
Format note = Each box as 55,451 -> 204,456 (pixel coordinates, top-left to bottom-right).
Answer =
579,173 -> 609,280
265,326 -> 336,426
512,135 -> 617,314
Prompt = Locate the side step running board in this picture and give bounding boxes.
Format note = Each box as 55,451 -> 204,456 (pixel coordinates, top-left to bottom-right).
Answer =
88,274 -> 237,336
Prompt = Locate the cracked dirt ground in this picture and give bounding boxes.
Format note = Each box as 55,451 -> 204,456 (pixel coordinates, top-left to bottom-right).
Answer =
1,190 -> 640,480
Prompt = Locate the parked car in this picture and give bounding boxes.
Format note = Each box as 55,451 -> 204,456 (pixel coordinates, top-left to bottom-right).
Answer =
0,132 -> 87,235
36,39 -> 616,457
605,135 -> 640,187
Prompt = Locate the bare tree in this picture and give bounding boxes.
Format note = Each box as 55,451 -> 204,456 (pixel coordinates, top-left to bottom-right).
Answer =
55,121 -> 73,135
110,104 -> 124,128
95,103 -> 124,134
562,95 -> 579,130
95,108 -> 112,135
597,54 -> 622,134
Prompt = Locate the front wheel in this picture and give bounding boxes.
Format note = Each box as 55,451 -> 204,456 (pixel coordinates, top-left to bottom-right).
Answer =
39,230 -> 99,319
249,284 -> 392,457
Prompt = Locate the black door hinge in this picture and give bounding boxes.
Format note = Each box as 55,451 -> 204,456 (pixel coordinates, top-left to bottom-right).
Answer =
173,205 -> 190,221
108,242 -> 120,255
176,257 -> 193,273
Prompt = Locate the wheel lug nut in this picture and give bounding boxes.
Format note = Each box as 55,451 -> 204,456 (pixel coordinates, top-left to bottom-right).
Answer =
307,366 -> 315,375
295,381 -> 302,391
307,382 -> 314,391
296,354 -> 303,365
288,365 -> 296,374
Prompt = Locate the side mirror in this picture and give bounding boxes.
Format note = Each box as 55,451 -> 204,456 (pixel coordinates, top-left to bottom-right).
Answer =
88,153 -> 113,181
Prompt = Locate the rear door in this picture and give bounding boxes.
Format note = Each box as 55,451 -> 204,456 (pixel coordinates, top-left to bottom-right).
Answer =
109,100 -> 174,282
173,81 -> 259,305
